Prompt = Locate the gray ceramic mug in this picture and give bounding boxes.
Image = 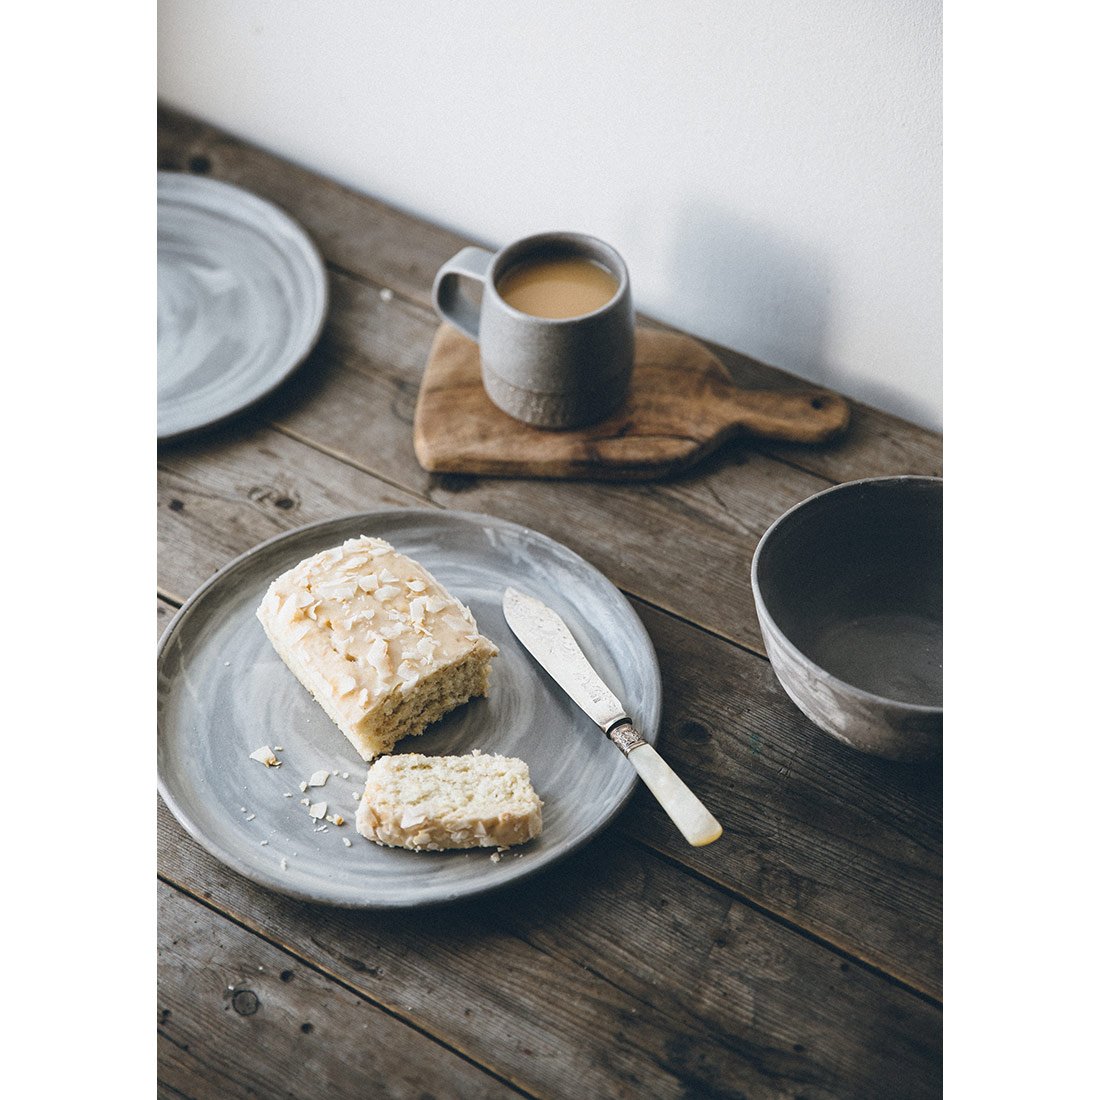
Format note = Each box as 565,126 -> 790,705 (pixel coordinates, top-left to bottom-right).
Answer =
431,231 -> 634,429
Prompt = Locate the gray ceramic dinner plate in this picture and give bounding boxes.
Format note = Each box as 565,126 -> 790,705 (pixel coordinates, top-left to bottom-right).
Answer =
158,510 -> 661,908
157,172 -> 328,441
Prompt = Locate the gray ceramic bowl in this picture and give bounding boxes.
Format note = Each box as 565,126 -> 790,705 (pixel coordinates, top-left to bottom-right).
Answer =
751,476 -> 942,761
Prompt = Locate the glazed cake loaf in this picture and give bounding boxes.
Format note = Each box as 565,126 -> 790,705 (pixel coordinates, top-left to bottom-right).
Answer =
356,751 -> 543,851
257,537 -> 498,760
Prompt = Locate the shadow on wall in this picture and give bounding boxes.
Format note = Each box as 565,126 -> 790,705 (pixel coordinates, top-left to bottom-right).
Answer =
663,202 -> 939,427
665,201 -> 831,386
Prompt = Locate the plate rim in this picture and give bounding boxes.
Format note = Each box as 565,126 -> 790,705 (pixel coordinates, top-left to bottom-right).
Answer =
157,508 -> 662,909
156,171 -> 330,443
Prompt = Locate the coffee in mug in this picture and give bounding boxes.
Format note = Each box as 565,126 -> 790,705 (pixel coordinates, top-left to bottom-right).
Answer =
431,232 -> 634,429
496,256 -> 620,320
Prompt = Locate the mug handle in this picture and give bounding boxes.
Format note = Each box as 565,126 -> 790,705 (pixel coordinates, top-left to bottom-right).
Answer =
431,246 -> 494,342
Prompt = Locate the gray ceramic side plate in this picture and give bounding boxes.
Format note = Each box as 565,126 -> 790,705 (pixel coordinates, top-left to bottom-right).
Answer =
157,172 -> 328,441
157,510 -> 661,908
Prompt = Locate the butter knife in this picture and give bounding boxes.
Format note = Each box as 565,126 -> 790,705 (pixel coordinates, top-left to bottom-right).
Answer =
502,587 -> 722,847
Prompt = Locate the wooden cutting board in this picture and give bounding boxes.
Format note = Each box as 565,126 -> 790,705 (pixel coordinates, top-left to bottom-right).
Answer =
414,324 -> 850,481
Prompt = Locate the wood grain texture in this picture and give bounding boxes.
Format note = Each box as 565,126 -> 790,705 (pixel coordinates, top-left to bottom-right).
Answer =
415,325 -> 849,480
157,104 -> 940,486
157,420 -> 941,996
159,799 -> 941,1100
159,882 -> 517,1100
157,425 -> 427,601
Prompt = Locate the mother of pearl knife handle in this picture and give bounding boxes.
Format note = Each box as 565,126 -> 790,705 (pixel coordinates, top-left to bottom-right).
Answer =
609,722 -> 723,847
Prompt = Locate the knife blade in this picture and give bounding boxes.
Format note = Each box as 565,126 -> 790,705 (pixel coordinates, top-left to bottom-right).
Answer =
503,587 -> 722,848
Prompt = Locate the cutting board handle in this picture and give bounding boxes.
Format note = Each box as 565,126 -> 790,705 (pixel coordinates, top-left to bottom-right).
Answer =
728,387 -> 850,444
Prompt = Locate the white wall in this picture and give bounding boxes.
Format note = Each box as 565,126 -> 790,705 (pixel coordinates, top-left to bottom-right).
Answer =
158,0 -> 941,430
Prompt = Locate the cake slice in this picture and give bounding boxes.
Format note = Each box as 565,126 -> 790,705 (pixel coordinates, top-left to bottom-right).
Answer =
356,751 -> 543,851
256,536 -> 498,760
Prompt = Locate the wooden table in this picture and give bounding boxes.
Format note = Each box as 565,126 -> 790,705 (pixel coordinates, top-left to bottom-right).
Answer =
157,105 -> 942,1100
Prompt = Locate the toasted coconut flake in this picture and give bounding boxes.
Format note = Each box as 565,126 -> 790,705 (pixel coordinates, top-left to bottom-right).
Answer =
366,636 -> 390,674
309,802 -> 328,819
375,585 -> 401,602
308,770 -> 330,787
249,746 -> 280,767
323,583 -> 357,600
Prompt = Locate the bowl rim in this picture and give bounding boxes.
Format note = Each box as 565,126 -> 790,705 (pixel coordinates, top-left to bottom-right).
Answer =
750,474 -> 943,715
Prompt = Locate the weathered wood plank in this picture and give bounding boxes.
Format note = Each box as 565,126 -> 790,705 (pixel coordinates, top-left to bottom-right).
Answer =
157,428 -> 941,996
157,425 -> 427,601
158,881 -> 518,1099
157,104 -> 941,485
159,799 -> 941,1100
158,597 -> 178,641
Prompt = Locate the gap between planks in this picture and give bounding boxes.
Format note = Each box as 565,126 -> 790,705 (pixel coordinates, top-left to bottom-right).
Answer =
157,1079 -> 199,1100
631,837 -> 941,1009
156,587 -> 940,1007
157,871 -> 539,1100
